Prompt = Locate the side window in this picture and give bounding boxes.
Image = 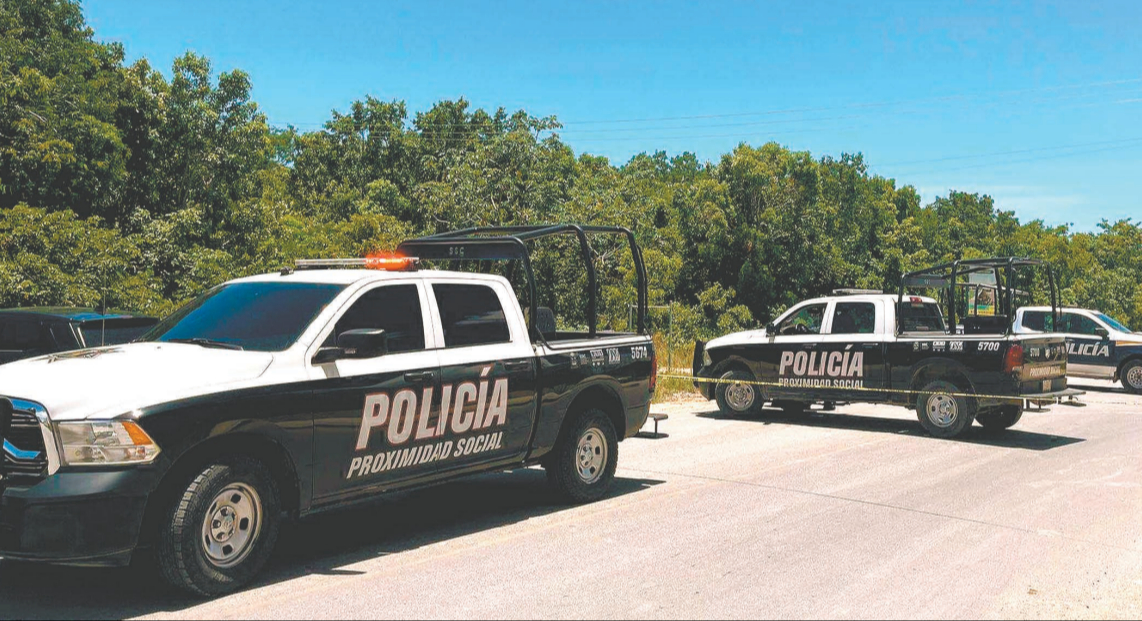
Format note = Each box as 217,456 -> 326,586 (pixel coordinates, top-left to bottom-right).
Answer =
433,284 -> 511,347
1022,311 -> 1051,332
776,304 -> 827,336
327,284 -> 425,353
1066,313 -> 1101,336
830,302 -> 876,335
0,320 -> 53,351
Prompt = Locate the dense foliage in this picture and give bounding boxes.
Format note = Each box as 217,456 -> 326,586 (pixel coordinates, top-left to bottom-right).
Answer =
2,1 -> 1140,341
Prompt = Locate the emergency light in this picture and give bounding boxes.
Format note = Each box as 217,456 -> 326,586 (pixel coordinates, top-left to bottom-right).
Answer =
295,255 -> 420,271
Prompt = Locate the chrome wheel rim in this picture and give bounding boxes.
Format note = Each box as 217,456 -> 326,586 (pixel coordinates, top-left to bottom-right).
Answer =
576,428 -> 608,484
201,483 -> 262,569
1127,366 -> 1142,390
926,393 -> 959,428
724,376 -> 756,411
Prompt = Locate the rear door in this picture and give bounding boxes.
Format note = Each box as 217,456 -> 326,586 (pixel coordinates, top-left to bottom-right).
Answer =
428,279 -> 538,469
818,300 -> 888,400
310,281 -> 443,501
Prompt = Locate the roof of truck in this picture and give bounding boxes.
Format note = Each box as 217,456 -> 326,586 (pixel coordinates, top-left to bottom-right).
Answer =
234,268 -> 509,287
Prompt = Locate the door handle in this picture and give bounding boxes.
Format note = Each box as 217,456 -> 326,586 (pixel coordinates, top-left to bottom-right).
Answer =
504,360 -> 532,372
403,371 -> 435,384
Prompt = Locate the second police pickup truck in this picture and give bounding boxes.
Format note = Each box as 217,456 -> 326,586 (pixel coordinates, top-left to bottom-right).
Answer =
0,225 -> 655,597
694,258 -> 1073,439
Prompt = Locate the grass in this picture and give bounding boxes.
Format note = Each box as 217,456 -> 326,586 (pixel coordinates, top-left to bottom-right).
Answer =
651,334 -> 703,403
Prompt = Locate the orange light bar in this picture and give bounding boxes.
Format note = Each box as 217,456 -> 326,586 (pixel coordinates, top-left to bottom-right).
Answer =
364,254 -> 415,270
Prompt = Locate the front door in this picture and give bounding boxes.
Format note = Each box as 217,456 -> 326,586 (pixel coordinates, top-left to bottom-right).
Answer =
1062,312 -> 1115,378
766,302 -> 830,401
428,280 -> 538,469
310,281 -> 442,502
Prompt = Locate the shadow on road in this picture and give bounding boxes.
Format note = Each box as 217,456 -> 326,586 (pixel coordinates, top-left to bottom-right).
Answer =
0,469 -> 663,620
1069,382 -> 1137,396
697,406 -> 1085,451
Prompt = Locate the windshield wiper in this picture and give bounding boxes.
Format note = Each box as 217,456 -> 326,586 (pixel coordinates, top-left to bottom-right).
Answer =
168,338 -> 245,351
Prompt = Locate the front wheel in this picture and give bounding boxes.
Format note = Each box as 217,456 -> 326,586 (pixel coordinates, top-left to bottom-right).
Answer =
915,380 -> 976,438
976,404 -> 1024,431
715,369 -> 763,416
546,408 -> 619,504
1122,360 -> 1142,395
158,458 -> 281,597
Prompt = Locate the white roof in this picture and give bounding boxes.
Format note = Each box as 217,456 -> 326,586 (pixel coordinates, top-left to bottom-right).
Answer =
231,268 -> 506,287
798,294 -> 938,306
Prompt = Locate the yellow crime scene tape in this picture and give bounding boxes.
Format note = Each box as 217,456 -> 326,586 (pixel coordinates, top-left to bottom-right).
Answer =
655,372 -> 1141,407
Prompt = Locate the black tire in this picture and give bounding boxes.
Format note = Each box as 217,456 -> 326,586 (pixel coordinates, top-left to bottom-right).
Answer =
915,379 -> 976,438
545,408 -> 619,504
1122,360 -> 1142,395
158,457 -> 281,597
772,400 -> 809,414
976,404 -> 1024,431
715,369 -> 764,416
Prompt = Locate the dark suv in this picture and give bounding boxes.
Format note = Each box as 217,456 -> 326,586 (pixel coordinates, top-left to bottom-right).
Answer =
0,308 -> 158,364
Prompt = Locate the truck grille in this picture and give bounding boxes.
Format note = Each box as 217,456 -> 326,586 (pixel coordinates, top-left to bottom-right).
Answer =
3,403 -> 49,482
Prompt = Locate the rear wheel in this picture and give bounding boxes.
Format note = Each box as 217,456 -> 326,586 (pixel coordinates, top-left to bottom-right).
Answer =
1122,360 -> 1142,395
976,404 -> 1024,431
915,380 -> 976,438
715,369 -> 763,416
158,458 -> 281,597
545,408 -> 619,504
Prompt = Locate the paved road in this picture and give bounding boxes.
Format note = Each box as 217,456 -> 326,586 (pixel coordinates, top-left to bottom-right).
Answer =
2,379 -> 1140,619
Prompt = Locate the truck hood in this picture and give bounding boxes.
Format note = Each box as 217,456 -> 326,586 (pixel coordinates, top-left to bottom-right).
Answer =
706,328 -> 769,350
0,343 -> 275,421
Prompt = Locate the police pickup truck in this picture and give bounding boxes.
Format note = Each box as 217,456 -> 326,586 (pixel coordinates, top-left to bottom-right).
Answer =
694,258 -> 1072,439
1014,306 -> 1142,394
0,225 -> 655,597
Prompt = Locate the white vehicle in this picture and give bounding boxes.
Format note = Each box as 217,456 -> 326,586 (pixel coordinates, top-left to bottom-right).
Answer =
1014,306 -> 1142,393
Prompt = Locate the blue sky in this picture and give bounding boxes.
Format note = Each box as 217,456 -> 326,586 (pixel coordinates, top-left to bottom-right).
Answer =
84,1 -> 1141,231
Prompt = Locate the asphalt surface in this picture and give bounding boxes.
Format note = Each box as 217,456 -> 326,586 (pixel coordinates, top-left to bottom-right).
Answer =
1,379 -> 1140,619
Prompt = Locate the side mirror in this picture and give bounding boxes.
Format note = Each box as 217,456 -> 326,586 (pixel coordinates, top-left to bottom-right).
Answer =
338,329 -> 388,358
766,322 -> 777,335
1095,327 -> 1110,339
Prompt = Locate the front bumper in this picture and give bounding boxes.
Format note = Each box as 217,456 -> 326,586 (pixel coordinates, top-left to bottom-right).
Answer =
0,469 -> 158,567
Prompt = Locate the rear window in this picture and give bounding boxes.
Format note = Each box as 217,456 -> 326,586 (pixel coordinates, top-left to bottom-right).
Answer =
1021,311 -> 1053,332
79,318 -> 158,346
900,302 -> 947,333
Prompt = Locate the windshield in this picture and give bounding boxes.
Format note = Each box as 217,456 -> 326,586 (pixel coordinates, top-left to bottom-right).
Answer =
1095,312 -> 1134,334
79,318 -> 158,346
142,282 -> 346,352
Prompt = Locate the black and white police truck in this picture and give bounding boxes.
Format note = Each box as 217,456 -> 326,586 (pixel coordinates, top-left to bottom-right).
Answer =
1014,306 -> 1142,394
0,225 -> 655,596
693,258 -> 1074,438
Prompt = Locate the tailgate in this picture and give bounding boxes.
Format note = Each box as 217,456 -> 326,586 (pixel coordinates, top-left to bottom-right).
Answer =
1013,335 -> 1068,394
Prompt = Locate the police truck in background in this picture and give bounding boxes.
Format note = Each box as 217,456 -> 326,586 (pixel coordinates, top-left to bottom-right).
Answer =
1015,306 -> 1142,394
694,258 -> 1074,438
0,225 -> 655,597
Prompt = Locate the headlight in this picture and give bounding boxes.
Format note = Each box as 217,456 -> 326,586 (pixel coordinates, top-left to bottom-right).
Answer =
703,349 -> 713,367
56,420 -> 161,466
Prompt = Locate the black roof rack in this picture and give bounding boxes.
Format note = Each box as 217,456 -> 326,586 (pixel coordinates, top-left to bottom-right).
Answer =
397,224 -> 648,339
898,257 -> 1059,336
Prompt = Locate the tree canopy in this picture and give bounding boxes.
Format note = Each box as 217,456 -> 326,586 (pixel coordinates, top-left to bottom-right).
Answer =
2,0 -> 1140,340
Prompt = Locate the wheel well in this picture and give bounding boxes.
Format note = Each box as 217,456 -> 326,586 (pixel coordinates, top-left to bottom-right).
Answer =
711,359 -> 752,399
1118,356 -> 1142,377
138,433 -> 301,547
910,364 -> 976,403
566,384 -> 625,440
